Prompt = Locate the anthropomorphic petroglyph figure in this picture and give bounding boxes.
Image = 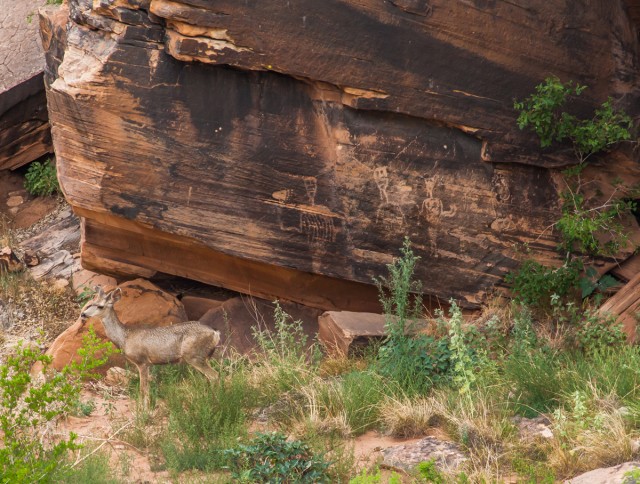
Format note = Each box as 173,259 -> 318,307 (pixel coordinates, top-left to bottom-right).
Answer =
373,166 -> 390,204
492,173 -> 511,203
303,176 -> 318,206
372,166 -> 407,227
420,175 -> 456,256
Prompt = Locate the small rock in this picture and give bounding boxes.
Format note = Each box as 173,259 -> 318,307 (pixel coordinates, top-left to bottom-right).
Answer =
513,416 -> 553,440
0,246 -> 25,273
105,366 -> 129,386
381,436 -> 468,473
23,250 -> 39,267
71,269 -> 117,297
53,278 -> 69,290
6,195 -> 24,208
566,461 -> 640,483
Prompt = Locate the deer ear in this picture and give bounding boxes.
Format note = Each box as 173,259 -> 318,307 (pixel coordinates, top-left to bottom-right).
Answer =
111,287 -> 122,302
94,286 -> 104,297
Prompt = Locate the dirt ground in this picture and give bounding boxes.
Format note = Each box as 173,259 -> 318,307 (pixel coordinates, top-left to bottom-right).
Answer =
54,382 -> 423,483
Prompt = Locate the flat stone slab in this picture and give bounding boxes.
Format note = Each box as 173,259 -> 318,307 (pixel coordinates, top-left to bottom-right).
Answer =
381,436 -> 468,473
566,461 -> 640,484
512,416 -> 553,440
318,311 -> 427,356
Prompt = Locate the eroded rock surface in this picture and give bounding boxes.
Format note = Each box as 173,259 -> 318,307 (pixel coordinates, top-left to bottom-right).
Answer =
381,436 -> 468,472
40,1 -> 640,310
0,0 -> 51,169
566,461 -> 640,484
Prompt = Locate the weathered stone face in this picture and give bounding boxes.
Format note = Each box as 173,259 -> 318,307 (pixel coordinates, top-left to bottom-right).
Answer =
0,0 -> 52,170
39,1 -> 640,309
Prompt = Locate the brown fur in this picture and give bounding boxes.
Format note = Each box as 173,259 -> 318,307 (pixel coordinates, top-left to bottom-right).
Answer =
82,286 -> 221,407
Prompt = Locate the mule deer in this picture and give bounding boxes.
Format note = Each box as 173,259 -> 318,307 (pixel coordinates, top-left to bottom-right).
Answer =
81,286 -> 221,407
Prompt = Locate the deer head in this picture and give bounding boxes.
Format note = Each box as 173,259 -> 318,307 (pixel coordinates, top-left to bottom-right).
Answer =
81,286 -> 122,321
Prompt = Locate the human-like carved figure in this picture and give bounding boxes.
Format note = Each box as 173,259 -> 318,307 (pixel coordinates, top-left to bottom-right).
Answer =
373,166 -> 390,204
373,166 -> 406,227
303,176 -> 318,206
419,175 -> 456,255
492,173 -> 511,203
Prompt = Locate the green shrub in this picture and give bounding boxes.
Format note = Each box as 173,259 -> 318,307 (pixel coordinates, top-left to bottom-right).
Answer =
514,76 -> 632,162
574,311 -> 627,353
505,259 -> 581,312
24,158 -> 61,197
250,301 -> 320,402
443,301 -> 477,393
224,432 -> 331,483
416,459 -> 446,483
375,238 -> 452,394
511,76 -> 635,308
0,328 -> 116,483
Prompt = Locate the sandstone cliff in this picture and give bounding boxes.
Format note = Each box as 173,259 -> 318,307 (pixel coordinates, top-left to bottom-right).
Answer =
40,0 -> 640,310
0,1 -> 52,170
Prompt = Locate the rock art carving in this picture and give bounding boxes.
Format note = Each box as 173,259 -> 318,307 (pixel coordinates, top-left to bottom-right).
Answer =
272,176 -> 337,244
419,175 -> 456,256
373,166 -> 408,228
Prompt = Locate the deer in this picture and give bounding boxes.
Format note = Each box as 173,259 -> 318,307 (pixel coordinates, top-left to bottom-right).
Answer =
81,286 -> 221,407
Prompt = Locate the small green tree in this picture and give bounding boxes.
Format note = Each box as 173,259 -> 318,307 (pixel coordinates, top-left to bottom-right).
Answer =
0,327 -> 117,483
514,76 -> 635,257
509,77 -> 636,314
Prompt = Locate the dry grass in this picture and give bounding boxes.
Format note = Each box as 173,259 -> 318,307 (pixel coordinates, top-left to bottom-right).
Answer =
379,395 -> 438,438
0,273 -> 79,343
547,384 -> 639,478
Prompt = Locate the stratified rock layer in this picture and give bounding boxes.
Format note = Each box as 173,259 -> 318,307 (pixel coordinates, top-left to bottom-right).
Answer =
40,1 -> 640,310
0,1 -> 52,169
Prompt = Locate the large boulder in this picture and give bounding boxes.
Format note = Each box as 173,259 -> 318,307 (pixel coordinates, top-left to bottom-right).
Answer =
39,1 -> 640,310
43,279 -> 188,371
199,297 -> 322,355
0,0 -> 51,169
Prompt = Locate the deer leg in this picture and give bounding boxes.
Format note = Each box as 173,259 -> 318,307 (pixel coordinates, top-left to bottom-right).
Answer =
186,357 -> 217,384
136,363 -> 151,408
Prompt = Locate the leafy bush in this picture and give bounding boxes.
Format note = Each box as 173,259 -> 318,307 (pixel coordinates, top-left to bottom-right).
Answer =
375,238 -> 452,393
511,77 -> 635,314
443,301 -> 477,393
505,259 -> 581,312
416,459 -> 446,483
0,327 -> 116,482
24,158 -> 61,197
251,301 -> 319,403
556,188 -> 636,256
574,311 -> 627,353
225,432 -> 331,483
514,76 -> 632,162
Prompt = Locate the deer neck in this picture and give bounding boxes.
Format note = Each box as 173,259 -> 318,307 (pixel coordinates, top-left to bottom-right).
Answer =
100,307 -> 127,349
